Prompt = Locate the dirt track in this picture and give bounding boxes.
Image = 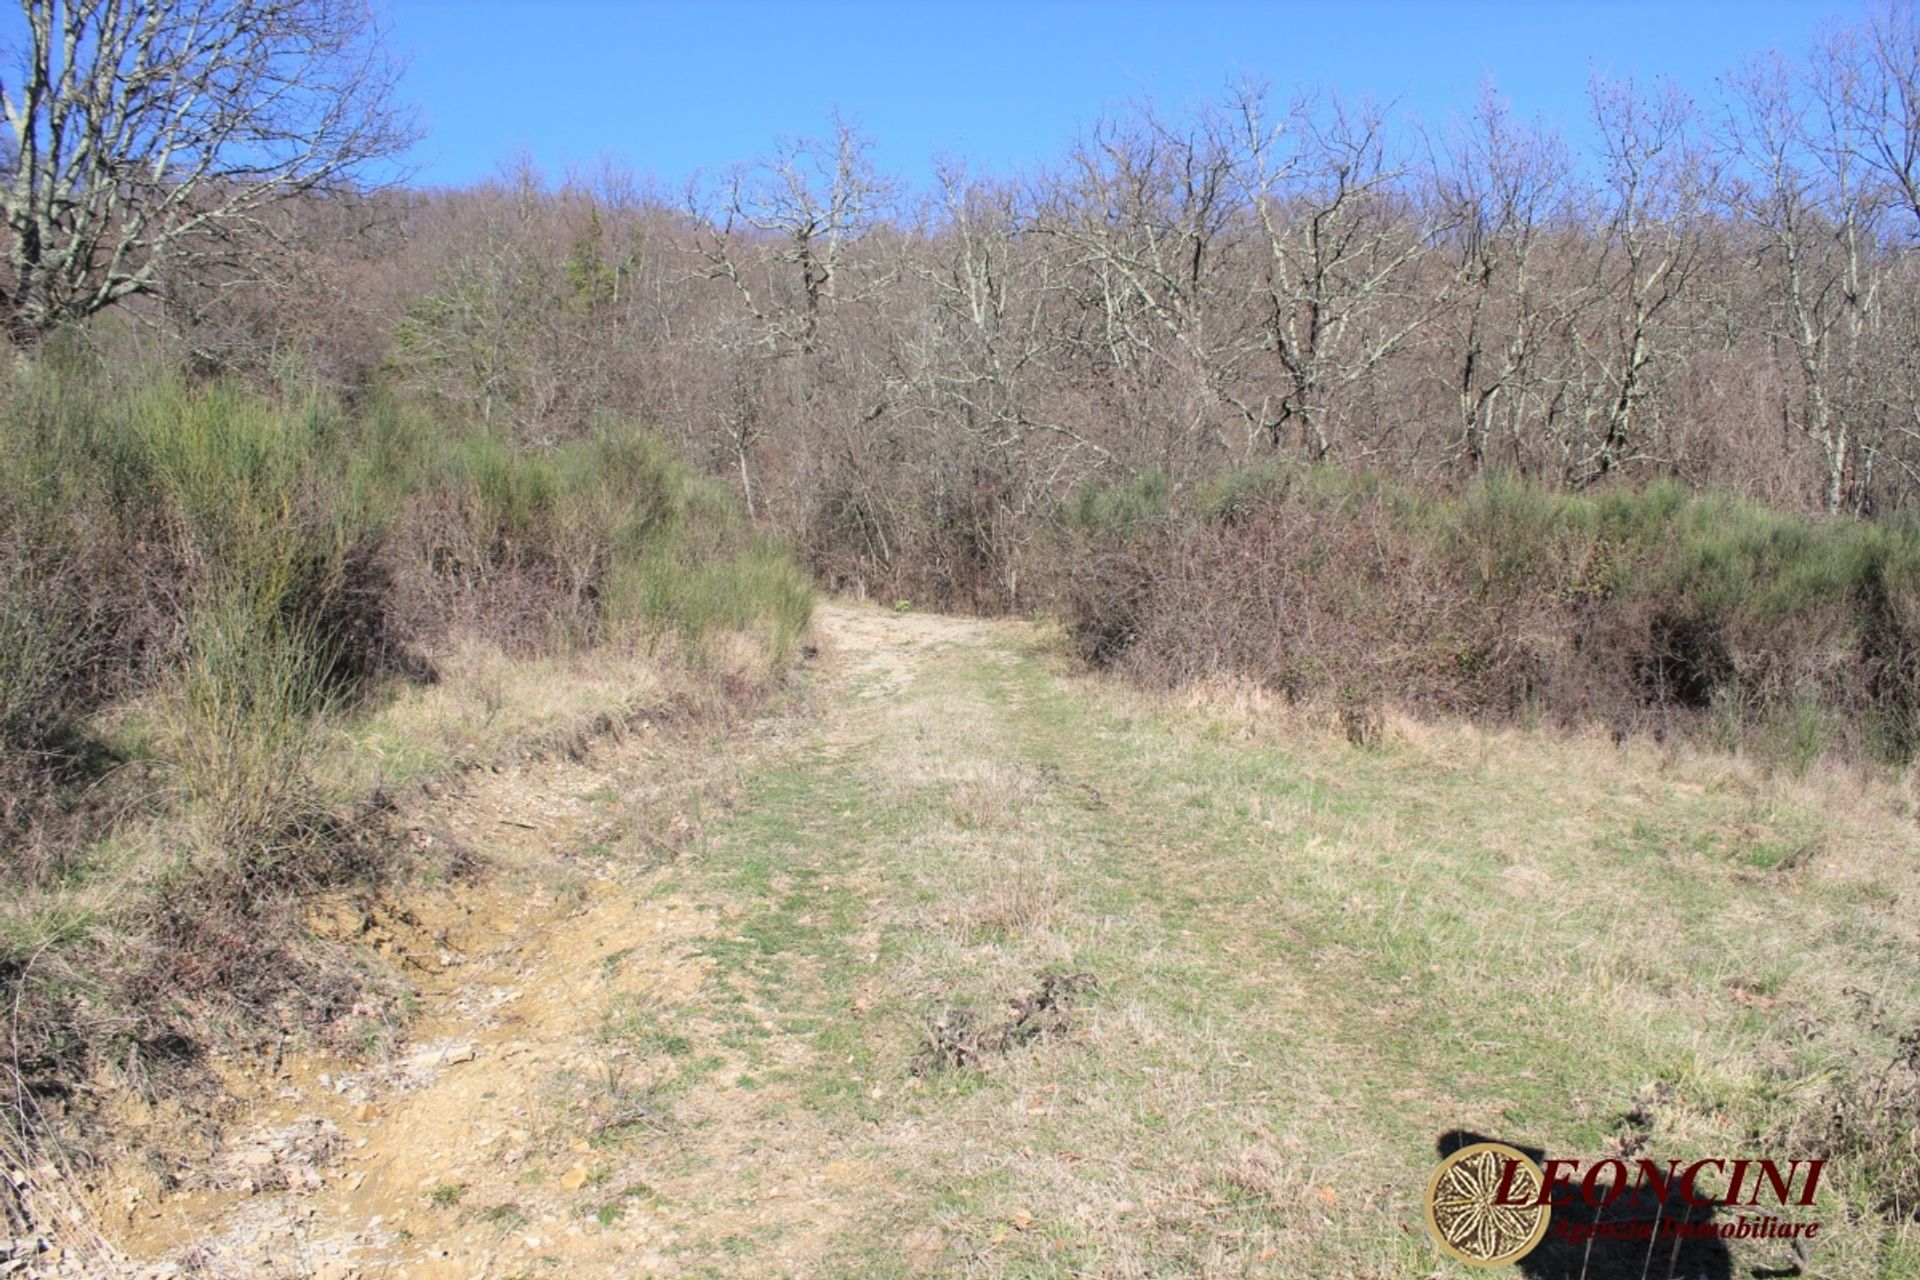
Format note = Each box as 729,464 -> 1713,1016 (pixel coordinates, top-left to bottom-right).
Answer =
111,604 -> 992,1279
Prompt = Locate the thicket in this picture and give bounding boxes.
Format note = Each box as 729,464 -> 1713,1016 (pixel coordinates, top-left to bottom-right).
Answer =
1063,466 -> 1920,767
0,357 -> 809,1123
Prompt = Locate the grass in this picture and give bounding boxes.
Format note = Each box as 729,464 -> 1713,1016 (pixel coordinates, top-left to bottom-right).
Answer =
476,1202 -> 530,1232
505,602 -> 1920,1278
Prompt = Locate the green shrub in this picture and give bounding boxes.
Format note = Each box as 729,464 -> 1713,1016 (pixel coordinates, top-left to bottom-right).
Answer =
1065,469 -> 1171,537
165,591 -> 336,844
0,362 -> 815,815
1448,472 -> 1570,601
414,417 -> 808,656
605,539 -> 813,665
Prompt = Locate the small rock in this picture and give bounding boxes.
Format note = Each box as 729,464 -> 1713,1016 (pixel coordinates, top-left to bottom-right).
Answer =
402,1041 -> 477,1072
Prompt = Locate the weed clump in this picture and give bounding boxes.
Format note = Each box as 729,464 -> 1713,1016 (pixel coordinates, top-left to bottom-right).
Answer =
1778,1025 -> 1920,1227
915,971 -> 1098,1074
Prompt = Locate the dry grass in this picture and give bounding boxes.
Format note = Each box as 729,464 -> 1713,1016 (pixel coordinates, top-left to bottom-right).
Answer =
695,605 -> 1920,1275
326,636 -> 672,796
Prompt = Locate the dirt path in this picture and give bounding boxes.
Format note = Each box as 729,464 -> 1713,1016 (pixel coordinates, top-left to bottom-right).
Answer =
103,602 -> 1916,1279
113,604 -> 998,1280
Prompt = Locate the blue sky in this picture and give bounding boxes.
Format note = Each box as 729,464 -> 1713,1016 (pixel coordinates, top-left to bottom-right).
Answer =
397,1 -> 1869,190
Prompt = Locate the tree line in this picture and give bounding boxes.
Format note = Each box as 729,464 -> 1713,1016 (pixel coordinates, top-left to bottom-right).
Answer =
9,2 -> 1920,608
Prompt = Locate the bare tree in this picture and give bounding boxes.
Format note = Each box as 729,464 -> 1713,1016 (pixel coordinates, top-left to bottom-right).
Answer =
1036,101 -> 1247,470
1237,89 -> 1453,459
1828,1 -> 1920,503
691,117 -> 891,354
1567,77 -> 1711,487
0,0 -> 412,341
1846,0 -> 1920,230
1722,45 -> 1893,511
685,119 -> 894,515
1434,85 -> 1575,471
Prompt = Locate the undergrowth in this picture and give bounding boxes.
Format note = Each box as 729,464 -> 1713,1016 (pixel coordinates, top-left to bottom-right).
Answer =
1064,466 -> 1920,767
0,358 -> 811,1151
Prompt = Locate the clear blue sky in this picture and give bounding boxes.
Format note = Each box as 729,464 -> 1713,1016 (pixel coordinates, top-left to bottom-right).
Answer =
390,1 -> 1871,190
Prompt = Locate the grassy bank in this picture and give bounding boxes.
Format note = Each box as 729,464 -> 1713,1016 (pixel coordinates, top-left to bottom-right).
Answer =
1063,466 -> 1920,769
0,361 -> 811,1151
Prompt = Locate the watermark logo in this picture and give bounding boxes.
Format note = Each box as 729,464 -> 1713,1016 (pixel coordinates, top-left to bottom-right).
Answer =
1425,1141 -> 1552,1267
1425,1137 -> 1827,1267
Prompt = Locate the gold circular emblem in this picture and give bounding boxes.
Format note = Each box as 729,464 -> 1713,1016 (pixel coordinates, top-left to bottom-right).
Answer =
1425,1141 -> 1552,1267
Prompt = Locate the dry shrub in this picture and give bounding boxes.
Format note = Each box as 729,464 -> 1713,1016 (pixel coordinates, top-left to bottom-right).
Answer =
1061,468 -> 1920,764
915,972 -> 1097,1074
120,853 -> 371,1039
1064,542 -> 1159,669
802,463 -> 1032,615
1778,1025 -> 1920,1226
